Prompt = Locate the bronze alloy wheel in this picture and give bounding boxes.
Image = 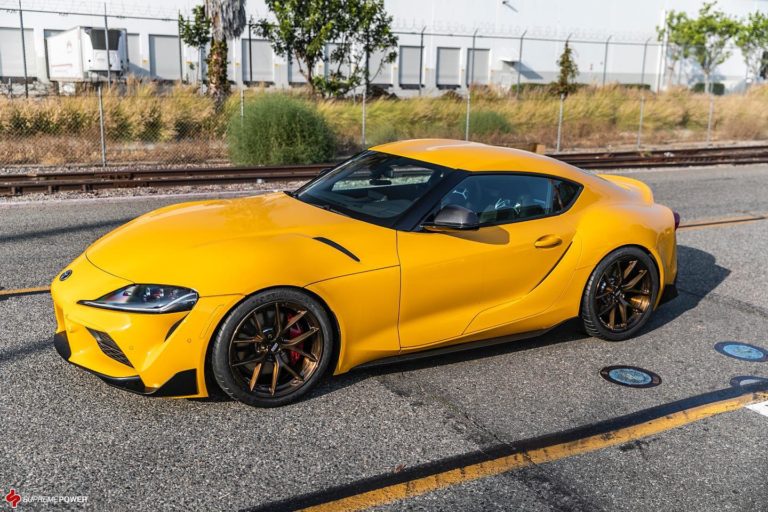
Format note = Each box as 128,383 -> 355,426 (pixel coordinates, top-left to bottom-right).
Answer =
593,256 -> 652,333
228,300 -> 324,398
580,246 -> 659,342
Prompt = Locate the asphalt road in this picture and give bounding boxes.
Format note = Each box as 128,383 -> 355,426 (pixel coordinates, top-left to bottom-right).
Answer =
1,164 -> 768,511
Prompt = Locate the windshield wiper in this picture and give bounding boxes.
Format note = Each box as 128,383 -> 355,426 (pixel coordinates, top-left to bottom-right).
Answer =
314,203 -> 350,218
284,190 -> 297,198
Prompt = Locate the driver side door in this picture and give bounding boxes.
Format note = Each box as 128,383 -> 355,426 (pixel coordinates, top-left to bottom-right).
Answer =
397,173 -> 580,348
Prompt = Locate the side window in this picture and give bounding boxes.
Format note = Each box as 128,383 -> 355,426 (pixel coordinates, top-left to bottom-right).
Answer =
439,174 -> 580,225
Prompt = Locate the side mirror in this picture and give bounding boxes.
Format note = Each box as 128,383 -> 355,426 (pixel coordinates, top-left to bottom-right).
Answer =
422,205 -> 480,232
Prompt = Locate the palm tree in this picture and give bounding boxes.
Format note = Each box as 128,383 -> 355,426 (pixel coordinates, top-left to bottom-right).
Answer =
205,0 -> 247,102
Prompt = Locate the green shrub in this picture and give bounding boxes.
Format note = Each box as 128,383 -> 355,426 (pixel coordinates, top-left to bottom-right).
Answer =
468,110 -> 513,136
8,107 -> 31,136
228,94 -> 335,165
106,103 -> 132,140
692,82 -> 725,95
136,102 -> 163,142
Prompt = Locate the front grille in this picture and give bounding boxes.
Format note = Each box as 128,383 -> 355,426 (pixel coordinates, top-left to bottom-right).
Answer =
87,328 -> 133,368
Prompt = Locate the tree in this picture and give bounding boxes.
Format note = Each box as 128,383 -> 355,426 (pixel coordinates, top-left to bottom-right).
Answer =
204,0 -> 247,102
658,2 -> 739,94
319,0 -> 398,97
735,11 -> 768,86
657,11 -> 690,87
179,5 -> 212,85
553,42 -> 578,97
256,0 -> 397,97
255,0 -> 338,94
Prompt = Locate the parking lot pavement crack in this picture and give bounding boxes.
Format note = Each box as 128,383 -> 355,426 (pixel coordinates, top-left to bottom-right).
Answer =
507,463 -> 612,512
375,372 -> 508,449
680,286 -> 768,320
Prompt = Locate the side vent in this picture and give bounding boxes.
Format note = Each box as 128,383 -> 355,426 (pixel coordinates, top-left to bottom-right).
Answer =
312,237 -> 360,262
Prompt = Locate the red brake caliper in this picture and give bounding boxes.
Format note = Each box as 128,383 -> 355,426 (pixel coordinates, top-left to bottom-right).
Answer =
287,319 -> 303,365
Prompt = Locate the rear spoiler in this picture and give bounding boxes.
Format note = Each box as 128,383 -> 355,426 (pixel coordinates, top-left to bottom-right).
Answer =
597,174 -> 654,205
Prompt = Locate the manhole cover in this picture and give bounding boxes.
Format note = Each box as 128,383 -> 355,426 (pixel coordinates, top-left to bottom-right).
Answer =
730,376 -> 768,387
600,366 -> 661,388
715,342 -> 768,362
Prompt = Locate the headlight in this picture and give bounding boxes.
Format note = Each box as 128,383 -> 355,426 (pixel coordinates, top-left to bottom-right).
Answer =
79,285 -> 198,313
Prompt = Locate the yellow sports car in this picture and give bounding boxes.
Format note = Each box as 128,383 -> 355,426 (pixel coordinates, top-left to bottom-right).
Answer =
52,139 -> 678,407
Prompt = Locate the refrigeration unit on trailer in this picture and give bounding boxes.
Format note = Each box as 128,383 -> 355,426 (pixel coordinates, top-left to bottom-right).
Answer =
46,26 -> 127,81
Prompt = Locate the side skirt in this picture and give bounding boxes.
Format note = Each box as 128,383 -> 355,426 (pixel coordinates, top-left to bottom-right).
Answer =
353,323 -> 565,371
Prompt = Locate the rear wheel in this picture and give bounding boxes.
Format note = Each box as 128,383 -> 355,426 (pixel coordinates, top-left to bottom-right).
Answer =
581,247 -> 659,341
211,288 -> 334,407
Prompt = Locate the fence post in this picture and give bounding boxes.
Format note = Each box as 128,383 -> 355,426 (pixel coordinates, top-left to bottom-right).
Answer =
361,84 -> 367,147
515,30 -> 526,100
465,29 -> 478,141
602,35 -> 612,86
103,3 -> 111,85
177,11 -> 184,82
239,87 -> 244,127
636,95 -> 645,149
418,26 -> 426,96
248,21 -> 253,84
18,0 -> 29,98
97,84 -> 107,167
706,94 -> 715,146
555,94 -> 565,152
640,37 -> 650,88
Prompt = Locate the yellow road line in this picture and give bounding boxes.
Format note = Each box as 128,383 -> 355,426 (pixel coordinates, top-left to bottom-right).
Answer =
301,389 -> 768,512
0,286 -> 50,297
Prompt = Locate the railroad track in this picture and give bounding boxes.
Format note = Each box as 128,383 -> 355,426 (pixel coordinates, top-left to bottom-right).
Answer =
559,144 -> 768,169
2,145 -> 768,196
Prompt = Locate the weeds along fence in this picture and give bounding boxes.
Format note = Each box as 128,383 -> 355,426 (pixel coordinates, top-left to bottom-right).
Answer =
0,83 -> 229,168
333,85 -> 768,154
3,83 -> 768,170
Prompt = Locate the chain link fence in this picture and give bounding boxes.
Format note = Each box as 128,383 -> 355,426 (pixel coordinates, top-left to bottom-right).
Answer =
3,83 -> 768,172
0,82 -> 230,169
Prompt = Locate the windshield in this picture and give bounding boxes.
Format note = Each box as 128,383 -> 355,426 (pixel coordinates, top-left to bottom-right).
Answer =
295,151 -> 453,228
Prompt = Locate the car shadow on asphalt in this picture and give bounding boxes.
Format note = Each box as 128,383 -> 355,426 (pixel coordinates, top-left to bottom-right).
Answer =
307,318 -> 590,401
643,244 -> 730,332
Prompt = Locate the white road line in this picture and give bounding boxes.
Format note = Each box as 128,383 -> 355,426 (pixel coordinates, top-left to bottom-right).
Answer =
746,400 -> 768,418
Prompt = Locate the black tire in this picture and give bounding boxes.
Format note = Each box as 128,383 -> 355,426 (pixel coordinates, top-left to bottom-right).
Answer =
211,288 -> 334,407
580,246 -> 659,342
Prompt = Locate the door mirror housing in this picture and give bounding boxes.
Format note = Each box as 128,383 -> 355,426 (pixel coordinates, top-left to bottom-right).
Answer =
422,205 -> 480,232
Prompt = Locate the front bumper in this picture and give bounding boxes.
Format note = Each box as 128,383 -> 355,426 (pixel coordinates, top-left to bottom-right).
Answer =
51,254 -> 242,398
54,332 -> 198,396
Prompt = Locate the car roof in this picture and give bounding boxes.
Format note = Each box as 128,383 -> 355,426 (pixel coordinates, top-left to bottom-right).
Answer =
370,139 -> 589,182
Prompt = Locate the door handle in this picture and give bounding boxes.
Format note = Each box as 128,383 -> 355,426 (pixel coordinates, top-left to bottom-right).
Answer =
534,234 -> 562,249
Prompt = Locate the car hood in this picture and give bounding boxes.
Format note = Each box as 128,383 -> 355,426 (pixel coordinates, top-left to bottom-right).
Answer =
86,192 -> 399,296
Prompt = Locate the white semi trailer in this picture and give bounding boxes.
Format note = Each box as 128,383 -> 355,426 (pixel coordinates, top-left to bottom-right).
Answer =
46,26 -> 127,81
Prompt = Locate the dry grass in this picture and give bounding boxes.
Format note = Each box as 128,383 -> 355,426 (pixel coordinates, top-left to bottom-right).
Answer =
2,83 -> 768,167
320,85 -> 768,150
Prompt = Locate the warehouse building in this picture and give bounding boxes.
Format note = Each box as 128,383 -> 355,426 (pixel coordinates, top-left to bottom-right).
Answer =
0,0 -> 766,93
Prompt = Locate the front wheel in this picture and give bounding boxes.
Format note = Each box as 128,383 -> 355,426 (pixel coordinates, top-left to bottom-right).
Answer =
211,288 -> 334,407
580,247 -> 659,341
